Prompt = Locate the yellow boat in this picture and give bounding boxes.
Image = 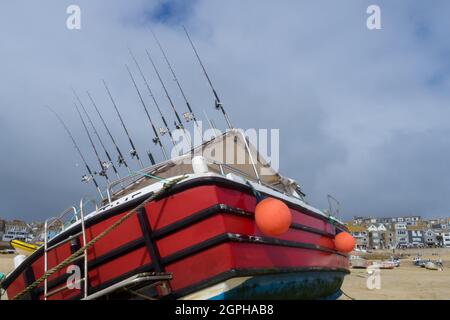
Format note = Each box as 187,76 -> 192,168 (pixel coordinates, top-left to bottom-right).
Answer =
10,240 -> 39,256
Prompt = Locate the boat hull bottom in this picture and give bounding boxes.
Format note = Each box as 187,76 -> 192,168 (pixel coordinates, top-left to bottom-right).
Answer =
181,271 -> 347,300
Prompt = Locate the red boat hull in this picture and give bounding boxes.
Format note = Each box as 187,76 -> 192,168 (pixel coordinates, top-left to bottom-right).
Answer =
2,177 -> 349,300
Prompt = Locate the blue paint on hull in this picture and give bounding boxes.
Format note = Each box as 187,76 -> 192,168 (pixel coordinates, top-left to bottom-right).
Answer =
208,271 -> 346,300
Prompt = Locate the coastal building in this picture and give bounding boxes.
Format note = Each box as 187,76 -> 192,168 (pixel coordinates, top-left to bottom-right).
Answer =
443,232 -> 450,248
0,219 -> 5,239
1,220 -> 31,242
347,225 -> 368,250
395,222 -> 408,247
351,216 -> 421,226
406,227 -> 424,247
384,224 -> 396,249
367,223 -> 395,249
424,229 -> 438,246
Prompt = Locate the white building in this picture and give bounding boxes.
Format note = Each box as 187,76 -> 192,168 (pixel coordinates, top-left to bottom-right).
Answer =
442,232 -> 450,248
395,223 -> 408,247
2,221 -> 31,242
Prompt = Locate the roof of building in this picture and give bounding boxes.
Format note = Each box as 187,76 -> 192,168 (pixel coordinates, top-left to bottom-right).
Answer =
347,224 -> 366,232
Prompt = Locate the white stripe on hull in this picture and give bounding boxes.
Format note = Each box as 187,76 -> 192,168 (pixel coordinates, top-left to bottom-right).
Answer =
179,276 -> 251,300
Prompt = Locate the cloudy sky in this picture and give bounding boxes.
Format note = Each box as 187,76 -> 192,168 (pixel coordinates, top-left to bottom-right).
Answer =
1,0 -> 450,221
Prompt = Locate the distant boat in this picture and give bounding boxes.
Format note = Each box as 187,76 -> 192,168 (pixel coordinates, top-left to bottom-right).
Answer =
386,257 -> 400,267
372,260 -> 395,269
425,262 -> 439,270
9,240 -> 38,256
350,256 -> 370,269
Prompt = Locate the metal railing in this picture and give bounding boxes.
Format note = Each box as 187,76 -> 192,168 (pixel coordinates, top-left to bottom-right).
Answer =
43,198 -> 97,300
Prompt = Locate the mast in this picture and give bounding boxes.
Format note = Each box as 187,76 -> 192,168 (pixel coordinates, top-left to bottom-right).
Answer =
86,91 -> 132,175
125,64 -> 168,161
72,88 -> 121,180
127,48 -> 175,146
74,102 -> 110,183
46,106 -> 104,199
150,29 -> 200,128
183,26 -> 233,129
102,79 -> 144,169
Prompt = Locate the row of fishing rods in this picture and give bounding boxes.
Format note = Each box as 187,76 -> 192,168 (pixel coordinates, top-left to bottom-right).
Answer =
48,27 -> 233,200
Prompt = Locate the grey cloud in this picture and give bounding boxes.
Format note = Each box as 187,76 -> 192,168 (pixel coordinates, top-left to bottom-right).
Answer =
1,0 -> 450,221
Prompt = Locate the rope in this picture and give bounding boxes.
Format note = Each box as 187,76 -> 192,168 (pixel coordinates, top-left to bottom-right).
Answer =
132,170 -> 168,182
11,176 -> 186,300
340,289 -> 356,300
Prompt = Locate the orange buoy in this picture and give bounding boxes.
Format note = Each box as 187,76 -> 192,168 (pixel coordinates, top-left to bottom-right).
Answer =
334,232 -> 355,253
255,197 -> 292,236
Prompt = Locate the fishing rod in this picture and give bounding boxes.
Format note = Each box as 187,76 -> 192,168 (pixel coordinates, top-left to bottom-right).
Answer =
127,48 -> 175,146
45,106 -> 104,199
145,48 -> 193,149
150,29 -> 200,128
183,26 -> 233,129
86,91 -> 132,175
72,88 -> 121,180
144,48 -> 184,129
74,102 -> 110,183
102,79 -> 144,169
203,109 -> 219,138
125,64 -> 168,160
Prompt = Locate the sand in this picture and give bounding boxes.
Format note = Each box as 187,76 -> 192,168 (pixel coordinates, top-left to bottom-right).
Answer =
0,254 -> 15,300
340,248 -> 450,300
1,248 -> 450,300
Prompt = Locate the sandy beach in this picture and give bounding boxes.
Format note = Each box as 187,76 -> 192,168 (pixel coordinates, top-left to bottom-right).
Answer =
340,248 -> 450,300
2,248 -> 450,300
0,254 -> 14,300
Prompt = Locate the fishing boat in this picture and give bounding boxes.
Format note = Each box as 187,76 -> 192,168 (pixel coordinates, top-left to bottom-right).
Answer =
1,130 -> 350,300
0,30 -> 351,300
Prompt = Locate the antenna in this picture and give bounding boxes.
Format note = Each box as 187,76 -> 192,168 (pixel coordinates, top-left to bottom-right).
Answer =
74,102 -> 110,183
125,64 -> 168,160
72,88 -> 121,180
183,26 -> 233,129
46,106 -> 104,199
150,29 -> 200,128
102,79 -> 144,169
127,48 -> 175,146
86,91 -> 132,175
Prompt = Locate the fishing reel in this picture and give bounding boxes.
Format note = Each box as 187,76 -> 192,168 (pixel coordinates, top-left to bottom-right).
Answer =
214,99 -> 223,110
81,174 -> 93,183
183,112 -> 192,122
174,121 -> 183,130
101,161 -> 111,171
97,169 -> 108,177
158,127 -> 167,136
129,149 -> 138,159
117,155 -> 125,167
152,137 -> 160,145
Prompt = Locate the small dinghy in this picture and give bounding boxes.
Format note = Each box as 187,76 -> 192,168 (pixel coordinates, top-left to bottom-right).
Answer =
350,256 -> 370,269
9,240 -> 39,256
372,260 -> 395,269
425,262 -> 439,270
